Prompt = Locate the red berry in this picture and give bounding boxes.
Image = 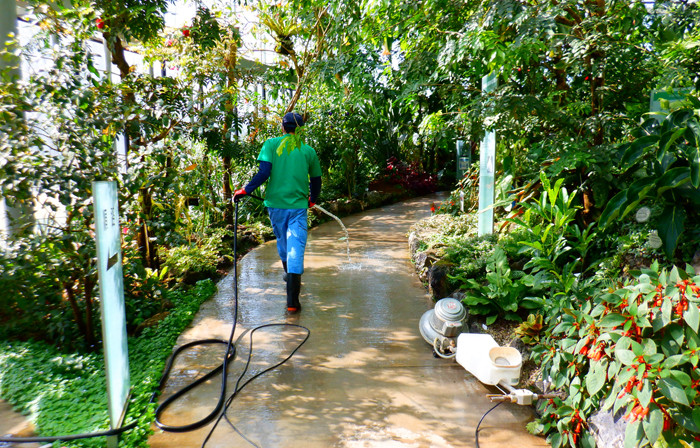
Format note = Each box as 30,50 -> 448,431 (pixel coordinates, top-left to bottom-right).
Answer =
96,18 -> 105,29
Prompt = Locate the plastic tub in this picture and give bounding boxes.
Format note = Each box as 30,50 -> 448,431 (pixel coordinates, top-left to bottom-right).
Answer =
455,334 -> 522,386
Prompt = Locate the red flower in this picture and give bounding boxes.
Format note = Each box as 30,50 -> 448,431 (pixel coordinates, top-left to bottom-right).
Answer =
182,27 -> 190,37
96,18 -> 105,30
663,415 -> 672,432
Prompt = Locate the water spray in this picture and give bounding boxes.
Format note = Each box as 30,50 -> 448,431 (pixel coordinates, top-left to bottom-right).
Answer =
311,204 -> 351,263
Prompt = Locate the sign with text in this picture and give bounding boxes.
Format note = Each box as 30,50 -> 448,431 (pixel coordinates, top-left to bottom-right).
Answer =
92,181 -> 130,442
649,88 -> 691,122
479,72 -> 497,236
456,140 -> 471,178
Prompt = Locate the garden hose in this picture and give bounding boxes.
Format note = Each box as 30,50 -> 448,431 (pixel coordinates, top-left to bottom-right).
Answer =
475,401 -> 502,448
0,195 -> 311,447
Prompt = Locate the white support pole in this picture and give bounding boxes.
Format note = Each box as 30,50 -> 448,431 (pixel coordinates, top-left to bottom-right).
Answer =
0,0 -> 19,78
0,0 -> 17,244
102,37 -> 112,83
93,182 -> 130,448
0,0 -> 34,242
478,73 -> 497,236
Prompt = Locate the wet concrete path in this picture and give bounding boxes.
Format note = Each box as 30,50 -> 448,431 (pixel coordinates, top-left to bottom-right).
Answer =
149,194 -> 547,448
0,400 -> 40,448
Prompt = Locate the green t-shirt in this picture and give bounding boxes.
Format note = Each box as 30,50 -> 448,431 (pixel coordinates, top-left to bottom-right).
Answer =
257,135 -> 322,209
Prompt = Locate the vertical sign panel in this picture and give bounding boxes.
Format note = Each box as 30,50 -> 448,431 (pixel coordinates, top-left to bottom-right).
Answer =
478,73 -> 497,236
93,181 -> 129,446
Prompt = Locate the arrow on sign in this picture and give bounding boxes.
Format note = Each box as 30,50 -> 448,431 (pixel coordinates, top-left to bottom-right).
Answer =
107,251 -> 119,270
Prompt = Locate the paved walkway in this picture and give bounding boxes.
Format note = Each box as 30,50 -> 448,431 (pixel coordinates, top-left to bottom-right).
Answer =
149,193 -> 548,448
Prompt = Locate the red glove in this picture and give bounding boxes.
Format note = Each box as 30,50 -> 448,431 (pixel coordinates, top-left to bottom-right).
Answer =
309,199 -> 316,208
233,188 -> 247,202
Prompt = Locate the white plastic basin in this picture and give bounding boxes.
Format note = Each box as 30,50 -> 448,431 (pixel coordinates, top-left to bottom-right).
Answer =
455,334 -> 522,386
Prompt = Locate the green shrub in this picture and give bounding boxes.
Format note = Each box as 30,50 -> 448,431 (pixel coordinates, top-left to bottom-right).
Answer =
0,279 -> 217,447
530,263 -> 700,448
452,247 -> 543,324
444,234 -> 506,284
159,229 -> 231,281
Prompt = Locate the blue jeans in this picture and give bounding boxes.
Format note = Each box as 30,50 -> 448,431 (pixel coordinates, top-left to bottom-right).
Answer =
268,208 -> 308,275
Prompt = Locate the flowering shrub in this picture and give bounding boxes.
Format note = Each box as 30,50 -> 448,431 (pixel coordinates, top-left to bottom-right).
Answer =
437,164 -> 480,215
531,262 -> 700,448
384,157 -> 438,196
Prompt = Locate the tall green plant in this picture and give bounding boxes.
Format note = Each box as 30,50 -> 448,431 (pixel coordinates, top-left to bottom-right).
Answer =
454,247 -> 540,324
509,172 -> 598,305
599,99 -> 700,259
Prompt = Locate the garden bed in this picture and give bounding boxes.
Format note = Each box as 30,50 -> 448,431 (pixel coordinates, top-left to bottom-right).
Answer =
0,280 -> 217,447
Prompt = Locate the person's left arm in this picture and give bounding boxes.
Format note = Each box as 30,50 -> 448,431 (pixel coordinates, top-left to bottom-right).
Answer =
244,161 -> 272,194
234,141 -> 273,201
308,150 -> 323,207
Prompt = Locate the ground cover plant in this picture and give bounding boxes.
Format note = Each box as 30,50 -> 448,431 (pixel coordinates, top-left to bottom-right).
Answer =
0,280 -> 216,447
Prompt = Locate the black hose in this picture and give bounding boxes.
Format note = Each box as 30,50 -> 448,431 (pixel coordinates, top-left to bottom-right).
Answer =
0,194 -> 309,447
475,401 -> 502,448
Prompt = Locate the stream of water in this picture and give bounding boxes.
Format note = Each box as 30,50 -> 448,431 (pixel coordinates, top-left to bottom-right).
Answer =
312,204 -> 351,263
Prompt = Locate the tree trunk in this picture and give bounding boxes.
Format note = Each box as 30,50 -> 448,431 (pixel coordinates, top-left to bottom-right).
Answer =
64,281 -> 87,343
286,82 -> 304,114
138,188 -> 154,268
84,276 -> 96,349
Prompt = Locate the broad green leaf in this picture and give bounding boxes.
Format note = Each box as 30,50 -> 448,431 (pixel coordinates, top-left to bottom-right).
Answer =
657,378 -> 689,406
684,303 -> 700,333
656,167 -> 690,196
616,349 -> 636,365
657,127 -> 686,162
663,354 -> 688,368
550,432 -> 562,448
687,118 -> 700,149
662,298 -> 673,325
599,190 -> 628,228
657,205 -> 686,260
639,380 -> 652,407
580,431 -> 595,448
643,338 -> 657,355
624,419 -> 643,448
622,135 -> 659,168
643,406 -> 663,445
620,178 -> 656,219
674,408 -> 700,432
687,144 -> 700,188
586,359 -> 607,396
669,369 -> 691,386
600,313 -> 627,327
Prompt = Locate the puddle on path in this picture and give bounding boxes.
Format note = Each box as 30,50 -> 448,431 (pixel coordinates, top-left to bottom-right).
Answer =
150,192 -> 547,448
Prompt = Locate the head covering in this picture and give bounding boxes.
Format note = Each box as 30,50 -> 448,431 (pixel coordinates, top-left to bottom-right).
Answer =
282,112 -> 304,130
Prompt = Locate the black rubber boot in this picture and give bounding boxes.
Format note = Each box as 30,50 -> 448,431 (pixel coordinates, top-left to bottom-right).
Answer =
282,261 -> 288,283
286,273 -> 302,313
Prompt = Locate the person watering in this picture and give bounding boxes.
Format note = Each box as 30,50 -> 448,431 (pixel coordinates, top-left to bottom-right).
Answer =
233,112 -> 322,314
